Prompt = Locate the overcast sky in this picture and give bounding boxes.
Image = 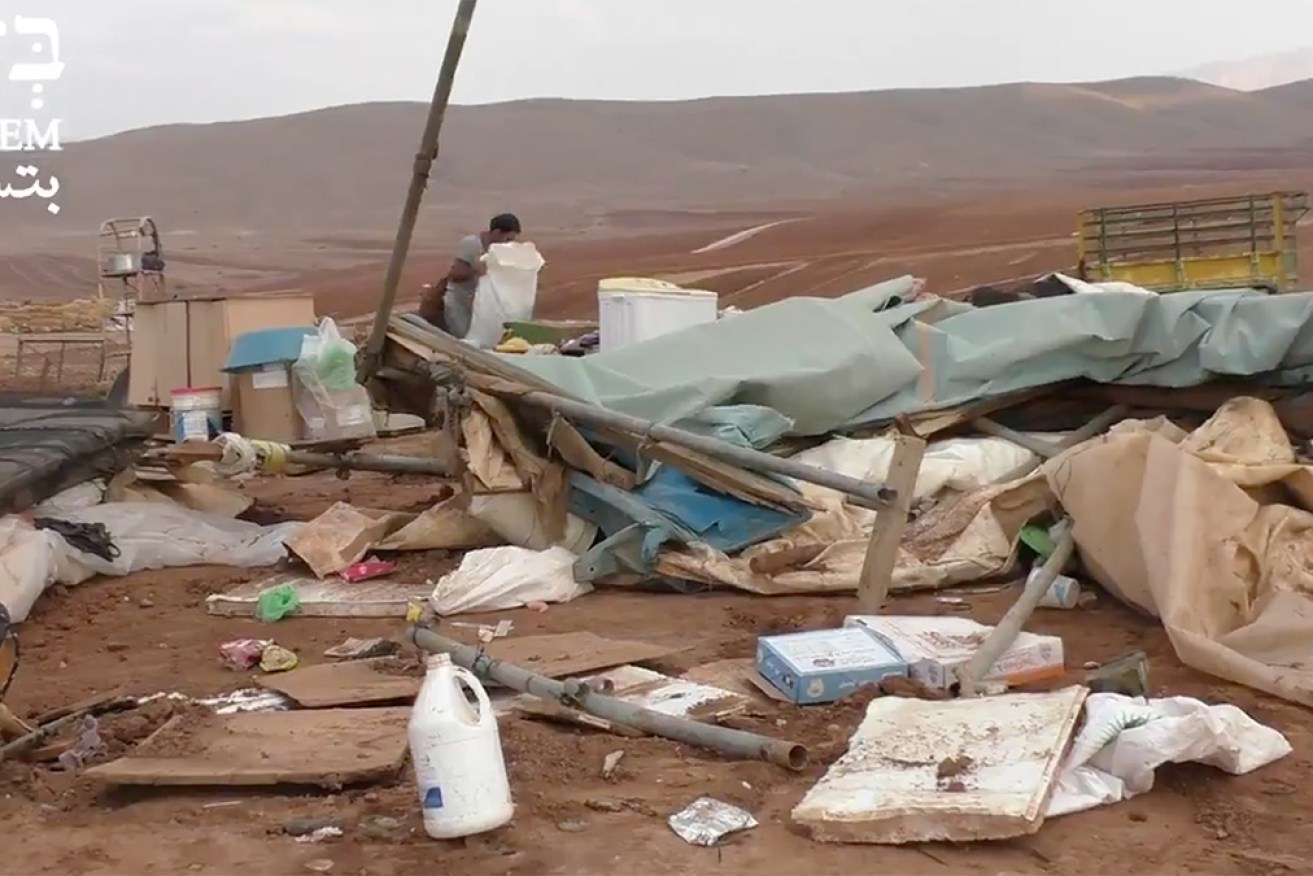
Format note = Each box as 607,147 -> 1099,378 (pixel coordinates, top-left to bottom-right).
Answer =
3,0 -> 1311,140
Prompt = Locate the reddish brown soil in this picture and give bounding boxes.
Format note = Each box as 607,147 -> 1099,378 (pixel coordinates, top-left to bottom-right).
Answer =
4,460 -> 1313,875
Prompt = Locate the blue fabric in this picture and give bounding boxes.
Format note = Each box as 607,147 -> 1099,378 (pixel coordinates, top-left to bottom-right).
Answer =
224,327 -> 316,373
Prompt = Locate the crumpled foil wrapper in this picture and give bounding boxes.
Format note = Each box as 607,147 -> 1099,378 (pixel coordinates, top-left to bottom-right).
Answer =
667,797 -> 758,846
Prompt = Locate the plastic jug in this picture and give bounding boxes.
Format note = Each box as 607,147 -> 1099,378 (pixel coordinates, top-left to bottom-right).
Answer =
408,653 -> 514,839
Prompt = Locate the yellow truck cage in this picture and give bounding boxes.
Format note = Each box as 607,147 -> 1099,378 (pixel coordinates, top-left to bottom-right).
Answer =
1076,191 -> 1309,293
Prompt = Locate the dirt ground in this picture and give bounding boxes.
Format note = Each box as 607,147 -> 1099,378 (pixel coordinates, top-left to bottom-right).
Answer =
7,187 -> 1313,874
5,455 -> 1313,876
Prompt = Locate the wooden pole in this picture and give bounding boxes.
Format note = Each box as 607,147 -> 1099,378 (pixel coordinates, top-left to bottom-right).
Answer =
362,0 -> 479,377
855,429 -> 927,614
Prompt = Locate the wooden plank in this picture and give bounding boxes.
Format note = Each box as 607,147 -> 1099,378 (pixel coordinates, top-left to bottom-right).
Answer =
484,631 -> 679,679
256,658 -> 421,708
206,575 -> 424,618
256,634 -> 680,709
85,708 -> 409,788
856,432 -> 927,614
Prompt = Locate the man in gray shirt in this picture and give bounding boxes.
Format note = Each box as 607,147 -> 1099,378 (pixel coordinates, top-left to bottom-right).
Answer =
441,213 -> 522,339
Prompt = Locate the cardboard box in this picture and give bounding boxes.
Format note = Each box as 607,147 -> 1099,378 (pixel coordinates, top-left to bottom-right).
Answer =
843,615 -> 1065,690
756,628 -> 907,705
130,294 -> 316,408
234,364 -> 303,443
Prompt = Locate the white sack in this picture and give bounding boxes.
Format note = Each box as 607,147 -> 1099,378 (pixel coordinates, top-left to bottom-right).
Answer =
466,242 -> 545,348
0,503 -> 302,622
1052,273 -> 1155,296
429,545 -> 590,616
1046,692 -> 1292,817
791,434 -> 1038,502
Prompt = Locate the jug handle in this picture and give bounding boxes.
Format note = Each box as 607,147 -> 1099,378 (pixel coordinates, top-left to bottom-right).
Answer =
451,665 -> 494,726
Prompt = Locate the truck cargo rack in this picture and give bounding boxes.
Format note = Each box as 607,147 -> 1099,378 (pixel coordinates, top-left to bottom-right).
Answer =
1077,191 -> 1308,293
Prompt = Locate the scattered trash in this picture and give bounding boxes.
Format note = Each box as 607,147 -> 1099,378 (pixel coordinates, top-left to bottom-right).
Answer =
409,652 -> 514,839
219,638 -> 272,670
55,715 -> 104,771
358,815 -> 402,840
428,546 -> 591,616
1085,651 -> 1150,698
1031,566 -> 1081,609
323,637 -> 400,660
303,859 -> 334,873
295,826 -> 344,844
844,615 -> 1065,691
793,687 -> 1087,843
259,645 -> 299,673
668,797 -> 759,846
1047,693 -> 1292,816
282,817 -> 340,838
340,558 -> 397,583
256,582 -> 301,622
448,619 -> 514,643
602,750 -> 625,780
556,819 -> 589,833
756,627 -> 906,704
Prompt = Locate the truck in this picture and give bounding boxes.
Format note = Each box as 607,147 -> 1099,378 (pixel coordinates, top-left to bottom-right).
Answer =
1076,191 -> 1309,293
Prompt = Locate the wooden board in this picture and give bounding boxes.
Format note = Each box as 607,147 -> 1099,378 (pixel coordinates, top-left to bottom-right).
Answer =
206,575 -> 425,618
256,658 -> 421,708
792,687 -> 1087,844
255,634 -> 679,709
483,631 -> 679,679
85,707 -> 409,788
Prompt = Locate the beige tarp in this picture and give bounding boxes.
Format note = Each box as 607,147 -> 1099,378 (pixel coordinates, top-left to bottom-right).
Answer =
655,471 -> 1054,596
1049,397 -> 1313,707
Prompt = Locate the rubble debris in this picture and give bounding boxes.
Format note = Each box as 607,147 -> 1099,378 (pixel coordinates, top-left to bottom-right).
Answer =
1047,693 -> 1291,816
209,575 -> 424,619
412,626 -> 807,770
1085,652 -> 1150,698
756,627 -> 906,705
668,797 -> 758,846
85,707 -> 411,788
256,582 -> 301,622
792,686 -> 1087,844
256,657 -> 422,709
219,638 -> 272,671
601,750 -> 625,780
339,558 -> 396,582
323,637 -> 400,660
428,545 -> 591,616
844,615 -> 1065,692
258,645 -> 299,673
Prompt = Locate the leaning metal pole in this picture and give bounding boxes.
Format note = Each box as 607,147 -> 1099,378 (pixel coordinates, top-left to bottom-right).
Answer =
362,0 -> 479,378
410,627 -> 809,771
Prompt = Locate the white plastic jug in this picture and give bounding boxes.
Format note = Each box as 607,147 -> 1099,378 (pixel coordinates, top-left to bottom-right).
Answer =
408,653 -> 514,839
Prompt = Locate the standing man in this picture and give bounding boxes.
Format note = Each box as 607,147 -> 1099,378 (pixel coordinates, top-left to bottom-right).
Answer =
424,213 -> 522,339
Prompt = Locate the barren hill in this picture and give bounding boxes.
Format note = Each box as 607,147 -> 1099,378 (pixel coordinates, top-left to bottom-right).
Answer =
1180,48 -> 1313,92
10,76 -> 1313,242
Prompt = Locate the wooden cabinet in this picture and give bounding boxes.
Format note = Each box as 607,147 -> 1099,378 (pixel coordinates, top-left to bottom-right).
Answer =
128,294 -> 317,408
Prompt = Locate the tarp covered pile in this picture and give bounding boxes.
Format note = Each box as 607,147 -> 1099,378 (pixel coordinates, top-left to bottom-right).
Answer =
376,275 -> 1313,708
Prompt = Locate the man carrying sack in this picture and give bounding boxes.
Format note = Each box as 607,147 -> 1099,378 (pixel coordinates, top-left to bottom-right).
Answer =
419,213 -> 522,338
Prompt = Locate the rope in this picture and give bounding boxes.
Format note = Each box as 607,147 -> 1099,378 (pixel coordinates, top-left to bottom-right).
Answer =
214,433 -> 293,476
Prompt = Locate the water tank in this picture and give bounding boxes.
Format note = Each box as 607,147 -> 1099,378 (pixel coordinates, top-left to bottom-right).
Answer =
597,278 -> 719,352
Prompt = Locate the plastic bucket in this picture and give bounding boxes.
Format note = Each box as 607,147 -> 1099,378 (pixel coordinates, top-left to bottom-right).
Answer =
170,387 -> 223,443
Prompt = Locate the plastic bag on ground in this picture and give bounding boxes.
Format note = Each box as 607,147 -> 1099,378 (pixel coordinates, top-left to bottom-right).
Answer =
1046,692 -> 1292,817
465,242 -> 545,348
429,545 -> 589,616
0,503 -> 302,622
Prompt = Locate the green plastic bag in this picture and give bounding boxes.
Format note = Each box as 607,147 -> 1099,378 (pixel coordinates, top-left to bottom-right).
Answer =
256,582 -> 301,622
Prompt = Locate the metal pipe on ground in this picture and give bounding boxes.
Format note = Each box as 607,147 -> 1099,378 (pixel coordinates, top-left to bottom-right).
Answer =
511,390 -> 895,511
409,626 -> 809,771
955,519 -> 1075,697
362,0 -> 479,377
